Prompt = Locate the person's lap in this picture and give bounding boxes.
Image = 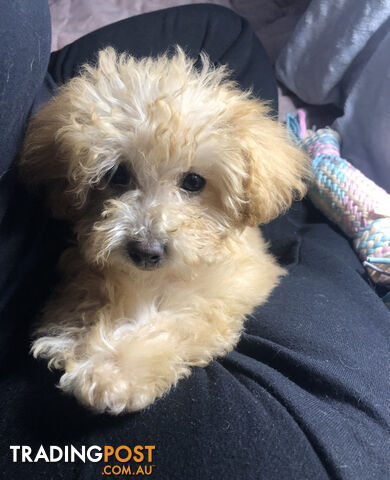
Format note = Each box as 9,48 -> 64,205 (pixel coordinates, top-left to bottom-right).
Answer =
1,4 -> 390,480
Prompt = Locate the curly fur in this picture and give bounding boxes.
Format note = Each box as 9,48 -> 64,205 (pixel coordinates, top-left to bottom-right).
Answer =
20,47 -> 309,414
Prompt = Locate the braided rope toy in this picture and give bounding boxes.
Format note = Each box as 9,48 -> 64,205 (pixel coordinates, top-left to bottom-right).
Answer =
286,110 -> 390,307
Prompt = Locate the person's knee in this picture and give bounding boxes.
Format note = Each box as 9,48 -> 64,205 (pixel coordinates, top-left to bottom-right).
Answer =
0,0 -> 51,169
1,0 -> 51,38
0,0 -> 51,76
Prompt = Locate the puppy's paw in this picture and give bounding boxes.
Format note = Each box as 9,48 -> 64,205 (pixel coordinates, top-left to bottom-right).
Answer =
58,358 -> 134,414
31,335 -> 71,370
57,330 -> 191,414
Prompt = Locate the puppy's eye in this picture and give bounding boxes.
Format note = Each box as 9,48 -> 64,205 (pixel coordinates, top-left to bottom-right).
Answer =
107,163 -> 131,187
180,173 -> 206,193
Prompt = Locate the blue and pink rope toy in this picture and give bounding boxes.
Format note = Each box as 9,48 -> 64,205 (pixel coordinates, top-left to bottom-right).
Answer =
286,110 -> 390,309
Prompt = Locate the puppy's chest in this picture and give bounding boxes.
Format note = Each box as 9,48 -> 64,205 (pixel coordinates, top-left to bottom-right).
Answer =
107,275 -> 193,325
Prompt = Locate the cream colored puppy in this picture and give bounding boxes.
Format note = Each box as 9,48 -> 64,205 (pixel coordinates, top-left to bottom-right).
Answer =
20,48 -> 308,414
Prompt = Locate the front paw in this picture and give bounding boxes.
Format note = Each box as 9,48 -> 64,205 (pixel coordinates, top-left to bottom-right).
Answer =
31,335 -> 70,370
58,358 -> 135,414
58,335 -> 191,414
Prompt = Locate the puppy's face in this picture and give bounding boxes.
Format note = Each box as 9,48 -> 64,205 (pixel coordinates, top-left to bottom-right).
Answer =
20,48 -> 309,272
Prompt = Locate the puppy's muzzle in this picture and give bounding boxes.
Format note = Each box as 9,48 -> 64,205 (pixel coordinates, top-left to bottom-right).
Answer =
127,238 -> 166,270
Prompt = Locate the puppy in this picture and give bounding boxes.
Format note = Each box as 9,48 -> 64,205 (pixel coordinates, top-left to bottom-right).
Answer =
20,47 -> 308,414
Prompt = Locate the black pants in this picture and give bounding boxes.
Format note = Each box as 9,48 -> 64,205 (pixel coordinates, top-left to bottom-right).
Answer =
1,3 -> 390,480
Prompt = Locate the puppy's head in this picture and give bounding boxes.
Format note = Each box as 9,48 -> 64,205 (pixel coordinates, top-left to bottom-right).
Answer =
20,47 -> 309,272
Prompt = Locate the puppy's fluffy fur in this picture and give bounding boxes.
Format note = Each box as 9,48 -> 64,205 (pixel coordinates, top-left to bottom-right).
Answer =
20,48 -> 308,414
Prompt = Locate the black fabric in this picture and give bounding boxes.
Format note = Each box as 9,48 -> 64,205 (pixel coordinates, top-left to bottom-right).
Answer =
0,0 -> 62,367
1,4 -> 390,480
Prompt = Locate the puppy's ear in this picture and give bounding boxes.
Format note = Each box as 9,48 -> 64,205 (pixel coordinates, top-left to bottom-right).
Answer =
19,48 -> 122,220
232,99 -> 310,226
19,97 -> 72,219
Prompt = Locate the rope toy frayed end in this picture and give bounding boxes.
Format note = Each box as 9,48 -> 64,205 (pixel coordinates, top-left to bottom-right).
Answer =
286,110 -> 390,294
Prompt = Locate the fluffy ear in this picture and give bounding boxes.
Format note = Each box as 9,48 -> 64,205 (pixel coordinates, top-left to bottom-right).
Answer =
19,48 -> 123,220
231,99 -> 310,226
19,96 -> 73,219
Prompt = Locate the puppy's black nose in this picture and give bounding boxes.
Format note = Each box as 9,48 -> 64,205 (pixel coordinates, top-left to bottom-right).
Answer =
127,239 -> 166,269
